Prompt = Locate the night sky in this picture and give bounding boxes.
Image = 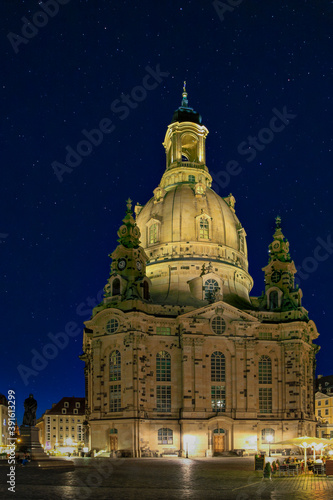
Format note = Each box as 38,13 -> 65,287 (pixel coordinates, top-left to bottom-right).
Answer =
1,1 -> 332,424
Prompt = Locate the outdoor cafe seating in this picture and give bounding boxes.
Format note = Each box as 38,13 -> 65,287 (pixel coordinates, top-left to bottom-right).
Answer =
278,463 -> 301,476
313,463 -> 326,476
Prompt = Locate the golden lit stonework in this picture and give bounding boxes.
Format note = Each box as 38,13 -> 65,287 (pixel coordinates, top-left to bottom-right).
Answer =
81,89 -> 319,458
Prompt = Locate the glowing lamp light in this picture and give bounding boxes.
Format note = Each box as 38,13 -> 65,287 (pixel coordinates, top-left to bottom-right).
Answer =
65,437 -> 73,446
266,434 -> 273,457
184,434 -> 196,458
83,447 -> 88,453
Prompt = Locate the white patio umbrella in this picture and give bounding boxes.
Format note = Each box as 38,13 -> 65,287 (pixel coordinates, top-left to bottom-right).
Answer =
274,436 -> 333,472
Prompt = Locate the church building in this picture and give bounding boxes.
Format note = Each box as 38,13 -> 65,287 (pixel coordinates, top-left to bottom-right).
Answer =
81,87 -> 319,457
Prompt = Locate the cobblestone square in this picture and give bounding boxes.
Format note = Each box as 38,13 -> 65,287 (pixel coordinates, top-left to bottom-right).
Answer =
1,457 -> 333,500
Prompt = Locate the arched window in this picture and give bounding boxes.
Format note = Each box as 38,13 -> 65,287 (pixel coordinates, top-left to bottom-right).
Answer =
211,352 -> 225,382
199,218 -> 209,239
112,278 -> 120,296
205,279 -> 219,301
269,291 -> 278,310
259,355 -> 272,384
156,351 -> 171,381
158,428 -> 173,445
149,224 -> 158,244
211,352 -> 226,413
261,428 -> 275,443
109,350 -> 121,381
143,280 -> 149,300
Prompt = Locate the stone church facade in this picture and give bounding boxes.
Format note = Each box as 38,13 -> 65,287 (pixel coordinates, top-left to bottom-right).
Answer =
81,87 -> 319,457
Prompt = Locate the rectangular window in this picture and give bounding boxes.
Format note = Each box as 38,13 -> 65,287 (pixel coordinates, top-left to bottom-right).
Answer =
156,354 -> 171,382
259,388 -> 272,413
259,332 -> 272,340
149,224 -> 158,244
110,384 -> 121,412
156,327 -> 171,336
156,385 -> 171,412
325,409 -> 329,415
211,385 -> 226,412
199,218 -> 209,239
318,401 -> 321,406
318,410 -> 321,416
259,357 -> 272,384
325,400 -> 329,405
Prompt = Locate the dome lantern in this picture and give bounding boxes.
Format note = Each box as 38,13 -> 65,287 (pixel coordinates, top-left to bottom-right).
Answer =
161,84 -> 211,191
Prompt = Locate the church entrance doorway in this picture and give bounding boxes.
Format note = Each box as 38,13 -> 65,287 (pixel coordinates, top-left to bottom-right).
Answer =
109,429 -> 118,452
213,428 -> 225,455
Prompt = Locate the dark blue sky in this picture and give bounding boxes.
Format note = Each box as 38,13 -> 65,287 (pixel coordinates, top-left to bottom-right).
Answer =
1,0 -> 332,423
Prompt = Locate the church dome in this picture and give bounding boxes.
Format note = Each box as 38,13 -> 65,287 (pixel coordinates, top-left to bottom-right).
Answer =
137,185 -> 246,260
135,88 -> 253,306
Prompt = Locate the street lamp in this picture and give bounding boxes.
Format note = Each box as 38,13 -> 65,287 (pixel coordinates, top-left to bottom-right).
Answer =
266,434 -> 273,457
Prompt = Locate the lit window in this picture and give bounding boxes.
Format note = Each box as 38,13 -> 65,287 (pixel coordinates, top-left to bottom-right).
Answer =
149,224 -> 158,244
211,352 -> 225,382
156,327 -> 171,336
261,428 -> 275,443
259,388 -> 272,413
188,175 -> 195,183
156,386 -> 171,412
259,332 -> 272,340
109,384 -> 121,412
110,350 -> 121,381
211,386 -> 226,412
199,218 -> 209,239
156,351 -> 171,382
259,356 -> 272,384
106,318 -> 119,334
205,279 -> 219,301
158,428 -> 173,445
211,315 -> 226,335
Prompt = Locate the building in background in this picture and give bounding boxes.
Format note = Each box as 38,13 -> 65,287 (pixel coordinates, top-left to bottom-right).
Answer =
37,397 -> 85,455
0,394 -> 8,450
81,89 -> 319,457
316,375 -> 333,439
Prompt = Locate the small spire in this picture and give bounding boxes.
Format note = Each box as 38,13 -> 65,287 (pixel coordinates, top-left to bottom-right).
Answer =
181,80 -> 189,108
275,215 -> 281,229
126,198 -> 133,214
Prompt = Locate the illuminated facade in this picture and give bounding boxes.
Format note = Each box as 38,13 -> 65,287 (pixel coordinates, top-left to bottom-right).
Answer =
0,394 -> 8,450
316,375 -> 333,439
81,88 -> 319,457
37,397 -> 85,454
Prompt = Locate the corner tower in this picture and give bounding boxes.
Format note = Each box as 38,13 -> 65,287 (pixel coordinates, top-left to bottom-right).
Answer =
136,85 -> 253,306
